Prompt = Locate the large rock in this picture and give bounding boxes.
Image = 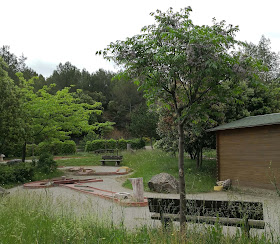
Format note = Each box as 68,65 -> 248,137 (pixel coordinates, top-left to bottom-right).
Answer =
148,173 -> 179,193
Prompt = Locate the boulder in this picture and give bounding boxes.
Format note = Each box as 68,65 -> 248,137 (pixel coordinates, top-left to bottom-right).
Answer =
148,173 -> 179,193
216,179 -> 231,190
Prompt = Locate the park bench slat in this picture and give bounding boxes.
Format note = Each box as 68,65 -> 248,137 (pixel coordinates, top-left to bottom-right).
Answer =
148,197 -> 265,237
150,213 -> 265,229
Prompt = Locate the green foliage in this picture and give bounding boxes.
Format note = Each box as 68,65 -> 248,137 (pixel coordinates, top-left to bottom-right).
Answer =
127,138 -> 146,150
36,153 -> 58,173
0,163 -> 34,185
0,58 -> 22,156
118,139 -> 127,150
85,138 -> 145,151
37,140 -> 76,155
129,103 -> 158,139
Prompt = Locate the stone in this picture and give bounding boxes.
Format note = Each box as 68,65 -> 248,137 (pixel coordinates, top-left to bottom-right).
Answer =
148,173 -> 179,194
114,192 -> 131,200
0,154 -> 5,162
216,179 -> 231,190
6,159 -> 22,166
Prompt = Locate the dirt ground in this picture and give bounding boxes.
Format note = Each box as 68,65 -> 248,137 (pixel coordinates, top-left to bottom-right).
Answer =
8,166 -> 280,238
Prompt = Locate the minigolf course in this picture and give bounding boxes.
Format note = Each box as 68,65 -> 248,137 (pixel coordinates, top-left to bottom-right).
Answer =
24,166 -> 148,207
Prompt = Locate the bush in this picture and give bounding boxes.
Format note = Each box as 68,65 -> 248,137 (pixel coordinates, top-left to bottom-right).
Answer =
118,139 -> 127,150
0,163 -> 34,185
36,153 -> 57,173
129,138 -> 146,150
36,141 -> 76,155
85,138 -> 145,151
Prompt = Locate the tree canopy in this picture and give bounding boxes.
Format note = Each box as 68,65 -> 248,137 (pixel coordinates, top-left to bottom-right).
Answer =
99,7 -> 251,228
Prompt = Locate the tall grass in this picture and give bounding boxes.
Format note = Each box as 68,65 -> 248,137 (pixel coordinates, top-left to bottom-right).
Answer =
121,150 -> 216,193
0,192 -> 275,243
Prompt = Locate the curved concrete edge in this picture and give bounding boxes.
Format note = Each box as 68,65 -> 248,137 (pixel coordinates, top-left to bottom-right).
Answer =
63,184 -> 148,207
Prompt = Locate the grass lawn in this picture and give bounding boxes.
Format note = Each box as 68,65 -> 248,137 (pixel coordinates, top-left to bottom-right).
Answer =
56,149 -> 217,193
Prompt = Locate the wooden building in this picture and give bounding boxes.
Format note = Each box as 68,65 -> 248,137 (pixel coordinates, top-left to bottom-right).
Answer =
208,113 -> 280,189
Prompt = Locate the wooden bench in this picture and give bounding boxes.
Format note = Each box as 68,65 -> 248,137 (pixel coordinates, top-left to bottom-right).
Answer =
148,198 -> 265,237
94,149 -> 115,154
100,155 -> 123,166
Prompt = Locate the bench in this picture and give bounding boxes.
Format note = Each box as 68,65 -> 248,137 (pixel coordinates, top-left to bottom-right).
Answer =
148,198 -> 265,237
100,155 -> 123,166
94,149 -> 115,154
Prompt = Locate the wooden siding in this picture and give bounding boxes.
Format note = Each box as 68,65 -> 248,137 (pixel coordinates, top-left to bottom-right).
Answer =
217,124 -> 280,189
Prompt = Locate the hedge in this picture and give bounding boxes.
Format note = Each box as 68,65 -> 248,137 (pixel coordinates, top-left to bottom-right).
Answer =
36,141 -> 76,155
85,138 -> 145,152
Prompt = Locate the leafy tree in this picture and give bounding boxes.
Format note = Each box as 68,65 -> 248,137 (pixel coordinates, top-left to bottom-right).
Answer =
46,62 -> 81,92
129,103 -> 158,146
99,7 -> 248,228
243,36 -> 280,83
0,58 -> 22,155
106,76 -> 145,130
17,74 -> 105,161
0,45 -> 38,84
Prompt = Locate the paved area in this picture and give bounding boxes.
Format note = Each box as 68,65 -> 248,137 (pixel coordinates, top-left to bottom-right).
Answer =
8,166 -> 280,238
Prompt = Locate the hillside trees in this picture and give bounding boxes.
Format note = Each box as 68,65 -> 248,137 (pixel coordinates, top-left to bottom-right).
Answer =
129,103 -> 158,146
243,35 -> 280,83
0,58 -> 22,155
0,45 -> 40,84
46,62 -> 146,135
99,7 -> 248,228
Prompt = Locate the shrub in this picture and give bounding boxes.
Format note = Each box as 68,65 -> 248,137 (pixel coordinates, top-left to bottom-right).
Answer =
118,139 -> 127,150
36,153 -> 57,173
129,138 -> 145,149
0,163 -> 34,185
85,138 -> 145,151
36,141 -> 76,155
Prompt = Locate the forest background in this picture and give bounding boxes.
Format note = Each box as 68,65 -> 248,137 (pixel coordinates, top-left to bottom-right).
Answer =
1,33 -> 280,163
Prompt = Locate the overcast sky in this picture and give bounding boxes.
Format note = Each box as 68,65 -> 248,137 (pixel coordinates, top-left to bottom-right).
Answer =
1,0 -> 280,78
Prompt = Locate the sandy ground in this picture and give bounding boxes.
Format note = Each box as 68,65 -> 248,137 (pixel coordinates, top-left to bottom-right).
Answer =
7,166 -> 280,238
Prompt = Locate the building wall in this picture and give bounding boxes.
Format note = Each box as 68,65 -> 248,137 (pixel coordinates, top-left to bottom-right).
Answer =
217,124 -> 280,189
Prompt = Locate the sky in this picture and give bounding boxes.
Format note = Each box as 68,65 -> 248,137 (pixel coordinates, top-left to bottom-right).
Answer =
1,0 -> 280,78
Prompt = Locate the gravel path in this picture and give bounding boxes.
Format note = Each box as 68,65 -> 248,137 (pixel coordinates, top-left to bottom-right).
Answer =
8,166 -> 280,238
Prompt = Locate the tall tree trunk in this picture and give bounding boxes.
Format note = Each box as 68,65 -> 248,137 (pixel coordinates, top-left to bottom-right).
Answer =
196,149 -> 200,169
196,147 -> 203,169
22,141 -> 27,162
178,123 -> 186,229
200,147 -> 203,168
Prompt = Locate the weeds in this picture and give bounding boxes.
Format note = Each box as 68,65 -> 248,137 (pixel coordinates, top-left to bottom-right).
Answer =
0,191 -> 278,243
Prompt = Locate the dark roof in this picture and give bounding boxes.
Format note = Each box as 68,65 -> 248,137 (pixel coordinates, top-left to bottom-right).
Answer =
208,113 -> 280,132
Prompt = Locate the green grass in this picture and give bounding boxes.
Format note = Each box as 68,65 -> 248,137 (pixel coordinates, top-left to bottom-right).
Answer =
0,192 -> 274,244
203,149 -> 217,159
55,150 -> 216,193
55,155 -> 100,166
32,169 -> 65,181
121,150 -> 216,193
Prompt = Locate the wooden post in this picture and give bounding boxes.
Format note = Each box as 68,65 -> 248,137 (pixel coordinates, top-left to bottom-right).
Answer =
129,177 -> 144,202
